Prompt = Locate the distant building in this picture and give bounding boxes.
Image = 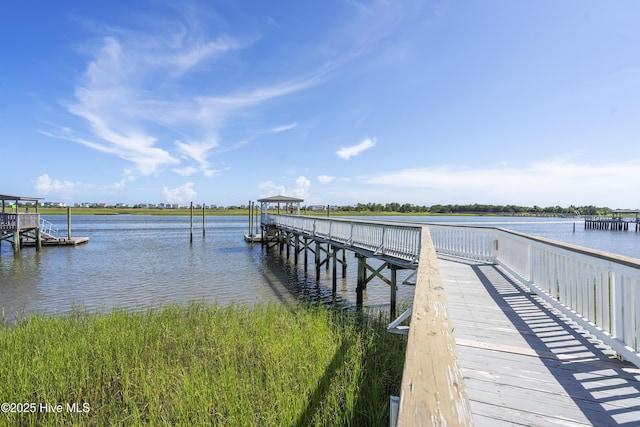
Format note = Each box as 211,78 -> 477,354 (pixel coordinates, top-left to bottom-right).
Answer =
43,201 -> 67,208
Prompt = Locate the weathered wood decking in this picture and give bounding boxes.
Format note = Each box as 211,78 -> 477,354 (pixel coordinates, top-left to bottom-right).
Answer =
440,255 -> 640,426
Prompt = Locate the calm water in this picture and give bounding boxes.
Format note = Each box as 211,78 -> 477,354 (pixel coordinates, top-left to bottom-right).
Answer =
1,215 -> 639,321
0,215 -> 416,321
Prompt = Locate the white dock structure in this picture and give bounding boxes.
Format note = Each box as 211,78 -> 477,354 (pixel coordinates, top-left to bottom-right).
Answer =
261,213 -> 640,426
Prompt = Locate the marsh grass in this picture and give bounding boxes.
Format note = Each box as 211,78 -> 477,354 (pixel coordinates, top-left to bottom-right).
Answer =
0,303 -> 405,426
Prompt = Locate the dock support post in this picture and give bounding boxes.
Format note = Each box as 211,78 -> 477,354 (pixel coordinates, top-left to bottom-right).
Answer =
67,206 -> 71,240
326,243 -> 330,272
356,254 -> 365,308
315,241 -> 321,281
13,231 -> 20,253
390,266 -> 397,319
342,249 -> 347,278
286,233 -> 291,260
202,205 -> 206,238
248,200 -> 252,237
304,237 -> 308,272
190,202 -> 194,244
294,234 -> 300,265
332,245 -> 338,295
36,228 -> 41,251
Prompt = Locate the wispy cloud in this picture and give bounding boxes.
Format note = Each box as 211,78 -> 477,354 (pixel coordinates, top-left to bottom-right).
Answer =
269,122 -> 298,133
336,137 -> 376,160
47,13 -> 326,178
318,175 -> 335,183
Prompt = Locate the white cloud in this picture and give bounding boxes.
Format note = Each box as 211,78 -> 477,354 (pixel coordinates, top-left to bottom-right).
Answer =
290,176 -> 311,199
258,180 -> 286,197
163,182 -> 198,204
336,137 -> 376,160
258,176 -> 311,200
107,176 -> 136,191
175,139 -> 218,164
173,166 -> 199,176
364,159 -> 640,206
34,174 -> 82,199
269,122 -> 297,133
318,175 -> 335,183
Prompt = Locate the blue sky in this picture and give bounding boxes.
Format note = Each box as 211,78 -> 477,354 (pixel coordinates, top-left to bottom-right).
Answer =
2,1 -> 639,208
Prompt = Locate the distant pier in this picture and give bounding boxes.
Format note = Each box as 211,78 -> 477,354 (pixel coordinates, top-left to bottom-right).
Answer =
585,209 -> 640,231
1,194 -> 89,253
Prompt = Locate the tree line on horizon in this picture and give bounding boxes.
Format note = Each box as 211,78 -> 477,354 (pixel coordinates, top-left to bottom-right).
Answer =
332,203 -> 610,216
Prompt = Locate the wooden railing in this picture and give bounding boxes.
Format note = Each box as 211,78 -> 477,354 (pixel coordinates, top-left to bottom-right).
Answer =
266,214 -> 422,264
396,227 -> 472,426
265,216 -> 640,424
425,223 -> 640,368
0,213 -> 40,230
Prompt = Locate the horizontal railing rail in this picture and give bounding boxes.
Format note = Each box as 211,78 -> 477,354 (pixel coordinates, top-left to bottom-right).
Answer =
267,214 -> 422,264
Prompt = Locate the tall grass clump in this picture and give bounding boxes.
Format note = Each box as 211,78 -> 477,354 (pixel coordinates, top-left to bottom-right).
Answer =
0,303 -> 406,426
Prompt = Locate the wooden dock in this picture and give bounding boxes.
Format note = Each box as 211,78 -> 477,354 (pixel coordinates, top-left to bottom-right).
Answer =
440,256 -> 640,426
585,209 -> 640,231
1,194 -> 89,252
22,236 -> 89,247
261,212 -> 640,425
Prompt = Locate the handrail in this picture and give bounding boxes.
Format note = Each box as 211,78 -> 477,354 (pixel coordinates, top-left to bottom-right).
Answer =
40,217 -> 58,238
423,222 -> 640,367
268,214 -> 422,264
397,227 -> 472,426
491,228 -> 640,366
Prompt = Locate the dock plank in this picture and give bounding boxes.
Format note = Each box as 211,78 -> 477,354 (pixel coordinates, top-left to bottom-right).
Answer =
438,256 -> 640,426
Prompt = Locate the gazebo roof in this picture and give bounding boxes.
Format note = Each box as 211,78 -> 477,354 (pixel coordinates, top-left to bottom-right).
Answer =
257,195 -> 304,203
0,194 -> 43,202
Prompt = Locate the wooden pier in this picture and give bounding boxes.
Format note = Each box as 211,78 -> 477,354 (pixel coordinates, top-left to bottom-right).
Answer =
1,194 -> 88,253
260,211 -> 640,425
585,209 -> 640,231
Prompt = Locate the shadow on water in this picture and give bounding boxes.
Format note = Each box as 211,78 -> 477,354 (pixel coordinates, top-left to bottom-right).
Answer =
257,245 -> 347,310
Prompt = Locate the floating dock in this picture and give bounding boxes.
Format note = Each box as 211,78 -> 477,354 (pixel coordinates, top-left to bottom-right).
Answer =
243,234 -> 263,243
23,236 -> 89,247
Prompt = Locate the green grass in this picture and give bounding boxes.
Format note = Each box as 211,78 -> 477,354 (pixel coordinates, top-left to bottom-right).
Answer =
0,303 -> 406,426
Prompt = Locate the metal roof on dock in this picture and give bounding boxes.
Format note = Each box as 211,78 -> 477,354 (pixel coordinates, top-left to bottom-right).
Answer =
0,194 -> 43,201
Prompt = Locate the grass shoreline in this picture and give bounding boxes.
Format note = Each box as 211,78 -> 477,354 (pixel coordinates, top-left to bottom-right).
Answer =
0,302 -> 406,426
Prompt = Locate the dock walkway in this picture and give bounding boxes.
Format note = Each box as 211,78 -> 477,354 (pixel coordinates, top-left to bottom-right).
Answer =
440,255 -> 640,426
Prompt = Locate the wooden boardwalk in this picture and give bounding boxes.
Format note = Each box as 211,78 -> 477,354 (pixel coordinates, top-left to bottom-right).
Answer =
439,255 -> 640,426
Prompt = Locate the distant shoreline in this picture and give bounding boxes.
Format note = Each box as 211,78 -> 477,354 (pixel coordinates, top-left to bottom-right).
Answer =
36,207 -> 573,217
